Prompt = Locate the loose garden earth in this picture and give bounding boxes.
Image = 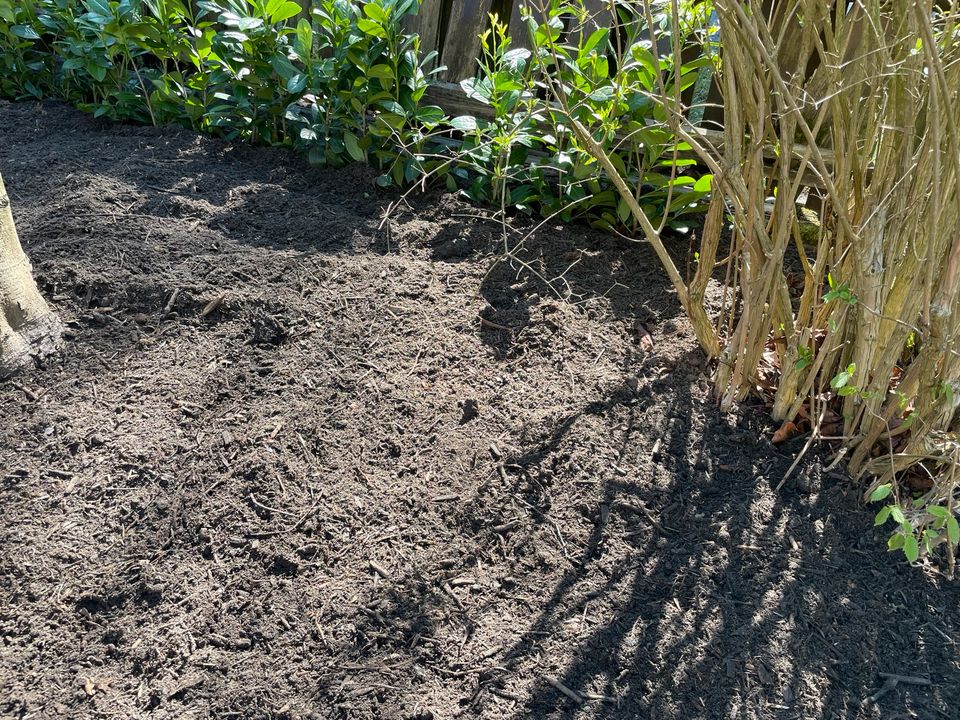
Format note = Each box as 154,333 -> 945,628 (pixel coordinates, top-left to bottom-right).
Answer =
1,100 -> 958,720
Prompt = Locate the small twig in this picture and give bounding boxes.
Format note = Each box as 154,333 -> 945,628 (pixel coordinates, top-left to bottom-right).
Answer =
245,502 -> 319,538
488,687 -> 522,702
927,624 -> 955,645
544,676 -> 583,705
509,492 -> 572,555
867,678 -> 897,703
945,461 -> 956,579
777,436 -> 815,491
441,582 -> 465,611
825,445 -> 849,472
615,499 -> 671,534
778,405 -> 826,491
868,672 -> 932,703
877,672 -> 932,686
10,382 -> 38,402
479,316 -> 513,331
581,692 -> 619,704
248,493 -> 298,518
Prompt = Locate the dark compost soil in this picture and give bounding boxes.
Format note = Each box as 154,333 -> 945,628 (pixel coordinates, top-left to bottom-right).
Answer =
1,100 -> 958,720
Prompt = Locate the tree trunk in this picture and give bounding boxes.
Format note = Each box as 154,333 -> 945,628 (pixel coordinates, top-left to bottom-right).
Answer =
0,171 -> 61,377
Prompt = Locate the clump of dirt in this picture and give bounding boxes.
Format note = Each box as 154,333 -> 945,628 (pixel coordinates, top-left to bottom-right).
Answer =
1,100 -> 958,720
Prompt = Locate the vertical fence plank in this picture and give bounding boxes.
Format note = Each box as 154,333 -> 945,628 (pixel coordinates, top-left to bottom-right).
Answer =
509,1 -> 612,50
581,0 -> 612,34
508,0 -> 546,50
296,0 -> 312,26
439,0 -> 495,81
403,0 -> 445,66
566,0 -> 612,48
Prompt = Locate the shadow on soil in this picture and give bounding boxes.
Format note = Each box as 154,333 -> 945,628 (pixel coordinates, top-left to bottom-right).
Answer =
352,361 -> 958,720
494,393 -> 954,720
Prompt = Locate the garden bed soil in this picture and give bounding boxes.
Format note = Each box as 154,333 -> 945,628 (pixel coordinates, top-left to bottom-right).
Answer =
1,100 -> 959,720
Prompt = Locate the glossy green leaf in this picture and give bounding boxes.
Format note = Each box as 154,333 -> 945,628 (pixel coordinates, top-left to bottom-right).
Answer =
11,24 -> 41,40
903,535 -> 919,563
377,99 -> 404,115
362,2 -> 385,23
587,85 -> 614,103
294,17 -> 312,58
581,27 -> 608,55
377,111 -> 406,129
356,18 -> 384,37
268,0 -> 302,24
286,73 -> 306,93
270,53 -> 299,78
367,64 -> 394,81
948,516 -> 960,545
343,131 -> 364,161
449,115 -> 478,132
874,506 -> 892,526
415,105 -> 444,125
502,48 -> 531,72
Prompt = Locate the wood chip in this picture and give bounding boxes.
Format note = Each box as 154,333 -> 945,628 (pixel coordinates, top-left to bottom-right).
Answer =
368,560 -> 390,579
162,288 -> 180,316
200,294 -> 225,318
633,321 -> 655,351
441,582 -> 465,610
581,691 -> 618,704
756,661 -> 773,684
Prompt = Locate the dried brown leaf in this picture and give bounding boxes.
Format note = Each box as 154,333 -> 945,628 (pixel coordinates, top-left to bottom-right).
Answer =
772,421 -> 799,444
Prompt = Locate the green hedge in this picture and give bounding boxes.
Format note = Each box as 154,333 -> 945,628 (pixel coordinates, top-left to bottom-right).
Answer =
0,0 -> 711,230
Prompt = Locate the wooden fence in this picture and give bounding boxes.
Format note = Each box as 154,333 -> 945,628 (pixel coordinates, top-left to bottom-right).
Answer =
402,0 -> 611,82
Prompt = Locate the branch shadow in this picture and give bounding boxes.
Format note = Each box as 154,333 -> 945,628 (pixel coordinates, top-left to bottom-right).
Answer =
477,374 -> 960,720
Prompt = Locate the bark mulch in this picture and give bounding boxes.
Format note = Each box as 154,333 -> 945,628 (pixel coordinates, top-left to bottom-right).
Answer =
1,100 -> 958,720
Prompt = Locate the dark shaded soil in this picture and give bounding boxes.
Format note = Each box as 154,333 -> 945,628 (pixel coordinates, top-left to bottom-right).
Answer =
1,100 -> 958,720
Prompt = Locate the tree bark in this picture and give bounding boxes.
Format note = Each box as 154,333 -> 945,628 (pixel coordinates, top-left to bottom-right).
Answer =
0,171 -> 61,377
